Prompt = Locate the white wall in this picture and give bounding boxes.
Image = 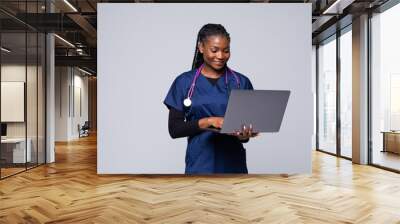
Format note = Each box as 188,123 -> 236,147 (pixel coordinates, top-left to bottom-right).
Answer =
1,65 -> 26,126
72,72 -> 89,138
98,3 -> 313,174
55,66 -> 69,141
55,67 -> 89,141
1,65 -> 40,138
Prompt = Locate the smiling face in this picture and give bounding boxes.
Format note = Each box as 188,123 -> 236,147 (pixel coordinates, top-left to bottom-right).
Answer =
198,35 -> 230,71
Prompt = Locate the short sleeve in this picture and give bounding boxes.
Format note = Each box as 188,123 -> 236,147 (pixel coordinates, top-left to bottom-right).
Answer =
244,77 -> 254,90
164,77 -> 186,111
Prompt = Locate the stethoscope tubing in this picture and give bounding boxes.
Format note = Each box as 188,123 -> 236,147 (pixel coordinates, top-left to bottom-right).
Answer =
185,63 -> 240,107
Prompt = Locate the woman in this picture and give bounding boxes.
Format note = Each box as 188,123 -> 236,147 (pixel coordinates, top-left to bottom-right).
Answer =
164,23 -> 256,174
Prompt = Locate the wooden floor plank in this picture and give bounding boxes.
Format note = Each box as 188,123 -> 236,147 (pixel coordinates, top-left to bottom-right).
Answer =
0,134 -> 400,223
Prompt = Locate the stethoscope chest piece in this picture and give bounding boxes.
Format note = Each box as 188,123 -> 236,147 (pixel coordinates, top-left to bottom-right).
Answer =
184,63 -> 240,108
183,98 -> 192,107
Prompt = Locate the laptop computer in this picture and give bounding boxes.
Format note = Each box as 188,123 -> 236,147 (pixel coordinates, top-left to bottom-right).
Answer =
204,90 -> 290,134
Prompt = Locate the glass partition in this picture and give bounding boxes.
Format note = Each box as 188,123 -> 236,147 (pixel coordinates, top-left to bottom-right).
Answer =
371,4 -> 400,171
0,1 -> 46,179
0,31 -> 28,177
27,31 -> 38,169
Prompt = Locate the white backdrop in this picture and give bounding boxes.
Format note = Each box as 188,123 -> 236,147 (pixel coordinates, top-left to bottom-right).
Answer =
98,3 -> 313,174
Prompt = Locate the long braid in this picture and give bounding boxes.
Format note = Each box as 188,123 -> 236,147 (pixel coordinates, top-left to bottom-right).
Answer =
191,34 -> 202,70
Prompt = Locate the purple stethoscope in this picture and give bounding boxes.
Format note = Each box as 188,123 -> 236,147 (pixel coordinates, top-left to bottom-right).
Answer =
183,63 -> 241,107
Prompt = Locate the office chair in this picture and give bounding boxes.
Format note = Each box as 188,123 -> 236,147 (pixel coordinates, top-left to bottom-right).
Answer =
79,121 -> 90,138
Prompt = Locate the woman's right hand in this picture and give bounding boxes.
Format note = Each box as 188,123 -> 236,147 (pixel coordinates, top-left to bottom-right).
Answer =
198,117 -> 224,129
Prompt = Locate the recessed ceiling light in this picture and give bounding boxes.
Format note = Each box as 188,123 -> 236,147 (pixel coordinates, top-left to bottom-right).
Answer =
78,67 -> 93,76
63,0 -> 78,12
54,34 -> 75,48
1,47 -> 11,53
322,0 -> 354,15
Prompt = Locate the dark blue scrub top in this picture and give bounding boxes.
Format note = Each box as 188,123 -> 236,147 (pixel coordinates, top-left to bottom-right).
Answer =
164,68 -> 254,174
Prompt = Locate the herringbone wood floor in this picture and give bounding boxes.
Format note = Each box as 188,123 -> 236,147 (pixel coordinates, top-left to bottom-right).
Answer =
1,135 -> 400,224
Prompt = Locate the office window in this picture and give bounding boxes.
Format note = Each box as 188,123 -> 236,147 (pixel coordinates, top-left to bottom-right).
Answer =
340,28 -> 352,158
318,36 -> 337,154
27,31 -> 38,170
0,1 -> 46,179
371,3 -> 400,171
0,31 -> 28,178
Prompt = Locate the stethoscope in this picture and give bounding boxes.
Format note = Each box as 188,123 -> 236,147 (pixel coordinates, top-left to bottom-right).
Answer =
183,63 -> 240,107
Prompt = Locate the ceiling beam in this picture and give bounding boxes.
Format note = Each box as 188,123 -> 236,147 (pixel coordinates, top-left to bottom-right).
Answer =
67,13 -> 97,40
55,55 -> 96,69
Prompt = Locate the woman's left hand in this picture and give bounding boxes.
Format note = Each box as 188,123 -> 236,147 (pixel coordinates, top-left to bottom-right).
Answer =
231,124 -> 259,140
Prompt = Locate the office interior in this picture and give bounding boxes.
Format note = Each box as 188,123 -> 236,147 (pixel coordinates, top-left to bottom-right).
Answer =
0,0 -> 400,222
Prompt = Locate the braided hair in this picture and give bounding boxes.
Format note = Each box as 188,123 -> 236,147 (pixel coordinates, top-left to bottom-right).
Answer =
191,24 -> 231,70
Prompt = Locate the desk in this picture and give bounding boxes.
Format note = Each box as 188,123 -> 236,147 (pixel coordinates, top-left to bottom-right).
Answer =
1,138 -> 31,163
382,131 -> 400,154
